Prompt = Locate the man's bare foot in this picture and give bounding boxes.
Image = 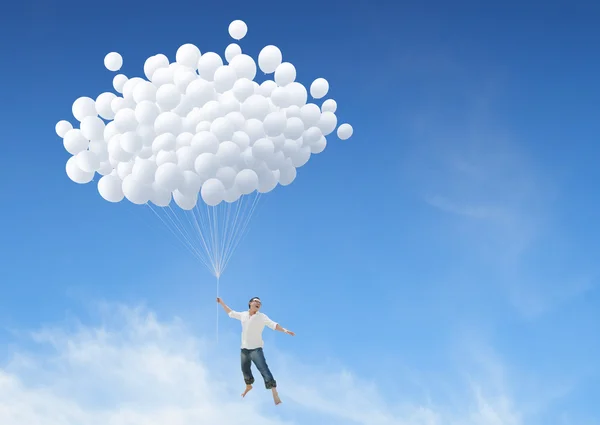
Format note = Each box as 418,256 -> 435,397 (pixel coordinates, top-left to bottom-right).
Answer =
241,385 -> 252,397
272,388 -> 282,405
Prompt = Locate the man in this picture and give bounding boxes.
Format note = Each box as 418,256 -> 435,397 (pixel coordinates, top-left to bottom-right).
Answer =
217,296 -> 295,405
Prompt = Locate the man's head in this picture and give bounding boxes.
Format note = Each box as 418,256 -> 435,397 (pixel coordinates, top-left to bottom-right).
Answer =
248,297 -> 261,312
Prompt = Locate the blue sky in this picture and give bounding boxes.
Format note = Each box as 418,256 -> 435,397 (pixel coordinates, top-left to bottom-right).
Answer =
1,0 -> 599,423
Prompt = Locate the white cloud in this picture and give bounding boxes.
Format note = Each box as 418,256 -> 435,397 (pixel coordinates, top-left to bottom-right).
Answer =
0,302 -> 560,425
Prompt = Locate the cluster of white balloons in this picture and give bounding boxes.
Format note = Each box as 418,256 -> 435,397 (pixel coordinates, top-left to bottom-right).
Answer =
56,19 -> 354,208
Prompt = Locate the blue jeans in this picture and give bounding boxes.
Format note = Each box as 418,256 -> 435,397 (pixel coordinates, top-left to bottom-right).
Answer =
241,347 -> 277,389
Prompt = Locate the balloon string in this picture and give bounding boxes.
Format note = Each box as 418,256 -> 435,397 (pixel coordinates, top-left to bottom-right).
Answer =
216,273 -> 220,344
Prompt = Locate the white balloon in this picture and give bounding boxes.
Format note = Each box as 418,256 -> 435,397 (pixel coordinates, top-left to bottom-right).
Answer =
104,52 -> 123,72
176,132 -> 194,149
132,81 -> 157,103
122,175 -> 151,205
252,138 -> 275,161
151,67 -> 175,87
216,141 -> 241,167
202,100 -> 224,121
132,158 -> 157,184
186,79 -> 216,107
303,126 -> 323,145
239,147 -> 260,170
97,161 -> 113,176
218,91 -> 241,114
174,68 -> 198,94
282,138 -> 299,158
108,135 -> 133,162
194,152 -> 220,181
229,54 -> 257,81
258,45 -> 282,74
114,108 -> 138,133
155,162 -> 182,192
258,80 -> 278,97
113,74 -> 128,93
223,186 -> 242,203
274,62 -> 296,86
143,54 -> 169,80
232,78 -> 256,102
173,189 -> 198,210
138,146 -> 153,159
110,97 -> 126,114
310,78 -> 329,99
156,150 -> 178,166
211,116 -> 235,141
241,94 -> 270,121
156,84 -> 181,110
311,136 -> 327,154
291,145 -> 311,167
232,131 -> 250,150
103,121 -> 119,142
197,52 -> 223,81
265,150 -> 286,171
179,170 -> 202,196
66,156 -> 94,184
76,150 -> 100,173
150,183 -> 172,207
278,163 -> 297,186
225,111 -> 245,130
120,131 -> 143,154
270,87 -> 292,108
225,43 -> 242,63
122,77 -> 145,100
95,92 -> 117,120
191,131 -> 220,154
72,97 -> 97,122
98,174 -> 124,202
195,121 -> 212,134
177,145 -> 199,171
337,123 -> 353,140
89,140 -> 109,162
318,111 -> 337,136
257,169 -> 278,193
117,161 -> 134,180
300,103 -> 322,128
176,43 -> 201,68
263,112 -> 287,137
201,178 -> 226,206
243,119 -> 266,144
154,112 -> 182,135
137,125 -> 155,146
286,82 -> 308,107
270,134 -> 286,151
235,169 -> 259,194
216,166 -> 237,189
285,105 -> 302,118
284,117 -> 305,140
63,129 -> 89,155
214,65 -> 238,93
321,99 -> 337,113
152,133 -> 176,153
228,20 -> 248,40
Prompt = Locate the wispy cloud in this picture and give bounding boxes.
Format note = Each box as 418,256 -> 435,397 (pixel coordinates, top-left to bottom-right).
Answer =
398,72 -> 595,319
0,302 -> 575,425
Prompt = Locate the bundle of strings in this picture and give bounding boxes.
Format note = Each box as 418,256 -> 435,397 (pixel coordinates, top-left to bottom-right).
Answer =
146,191 -> 261,342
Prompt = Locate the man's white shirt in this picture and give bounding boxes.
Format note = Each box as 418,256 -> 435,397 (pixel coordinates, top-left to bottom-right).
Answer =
228,310 -> 277,349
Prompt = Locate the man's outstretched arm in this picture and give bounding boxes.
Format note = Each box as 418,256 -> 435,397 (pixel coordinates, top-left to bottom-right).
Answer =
216,297 -> 233,313
275,323 -> 295,336
217,298 -> 242,319
263,315 -> 295,336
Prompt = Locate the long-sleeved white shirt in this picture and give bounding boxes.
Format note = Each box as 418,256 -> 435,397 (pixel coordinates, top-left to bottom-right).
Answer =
228,310 -> 278,349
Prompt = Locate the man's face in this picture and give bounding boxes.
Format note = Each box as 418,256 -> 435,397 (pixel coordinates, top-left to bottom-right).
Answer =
250,299 -> 261,310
